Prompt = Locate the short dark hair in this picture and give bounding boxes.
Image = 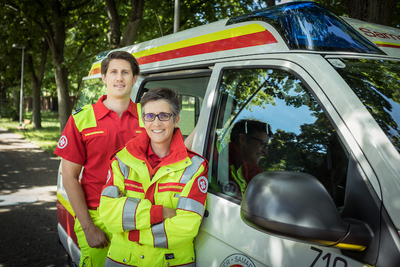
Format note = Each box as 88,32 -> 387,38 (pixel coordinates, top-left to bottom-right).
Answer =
101,51 -> 140,76
231,119 -> 272,144
140,87 -> 181,122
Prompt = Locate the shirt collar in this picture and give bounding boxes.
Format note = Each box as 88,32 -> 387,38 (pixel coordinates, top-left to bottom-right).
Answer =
94,95 -> 138,120
126,128 -> 188,166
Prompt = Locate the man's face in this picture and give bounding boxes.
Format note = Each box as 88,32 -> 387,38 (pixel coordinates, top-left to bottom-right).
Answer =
240,131 -> 270,165
101,59 -> 137,101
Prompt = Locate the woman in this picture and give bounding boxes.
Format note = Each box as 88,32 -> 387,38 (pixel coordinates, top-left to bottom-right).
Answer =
99,87 -> 208,266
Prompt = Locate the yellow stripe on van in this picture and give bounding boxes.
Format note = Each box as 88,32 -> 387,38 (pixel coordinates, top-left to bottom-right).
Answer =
375,41 -> 400,48
57,191 -> 75,217
89,24 -> 268,75
132,24 -> 266,58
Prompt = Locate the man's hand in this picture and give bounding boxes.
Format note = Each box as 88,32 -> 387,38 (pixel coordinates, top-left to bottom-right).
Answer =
83,224 -> 110,249
163,207 -> 177,220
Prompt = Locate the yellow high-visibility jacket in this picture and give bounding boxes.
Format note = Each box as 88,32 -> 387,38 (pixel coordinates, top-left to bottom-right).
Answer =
99,129 -> 208,267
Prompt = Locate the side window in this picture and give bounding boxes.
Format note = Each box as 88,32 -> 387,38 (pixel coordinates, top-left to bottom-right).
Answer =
139,76 -> 209,137
208,68 -> 348,207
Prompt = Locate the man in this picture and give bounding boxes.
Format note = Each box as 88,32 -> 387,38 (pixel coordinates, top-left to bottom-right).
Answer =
54,51 -> 143,267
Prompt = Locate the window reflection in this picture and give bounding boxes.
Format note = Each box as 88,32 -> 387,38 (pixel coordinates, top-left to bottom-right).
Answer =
209,68 -> 348,207
332,58 -> 400,154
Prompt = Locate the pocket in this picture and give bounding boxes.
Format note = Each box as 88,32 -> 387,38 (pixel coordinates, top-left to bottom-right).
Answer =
163,245 -> 196,267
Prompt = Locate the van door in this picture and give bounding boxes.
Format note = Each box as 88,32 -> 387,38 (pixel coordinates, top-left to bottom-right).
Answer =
194,59 -> 380,267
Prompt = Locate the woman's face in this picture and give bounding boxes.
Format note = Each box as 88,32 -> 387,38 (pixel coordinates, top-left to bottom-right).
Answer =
142,99 -> 180,146
239,131 -> 270,165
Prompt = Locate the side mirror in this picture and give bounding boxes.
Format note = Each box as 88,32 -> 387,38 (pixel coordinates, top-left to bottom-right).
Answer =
241,171 -> 372,251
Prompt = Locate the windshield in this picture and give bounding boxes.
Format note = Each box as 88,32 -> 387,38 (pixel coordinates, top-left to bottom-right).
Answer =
330,58 -> 400,154
75,77 -> 106,111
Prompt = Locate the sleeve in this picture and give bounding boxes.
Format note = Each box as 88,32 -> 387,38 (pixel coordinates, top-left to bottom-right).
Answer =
53,115 -> 86,165
138,156 -> 209,250
99,155 -> 164,234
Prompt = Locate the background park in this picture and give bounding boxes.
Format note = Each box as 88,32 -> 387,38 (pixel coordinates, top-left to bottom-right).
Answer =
1,0 -> 399,155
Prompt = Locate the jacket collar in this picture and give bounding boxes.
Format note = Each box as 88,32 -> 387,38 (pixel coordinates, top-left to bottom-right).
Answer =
126,128 -> 188,167
94,95 -> 138,120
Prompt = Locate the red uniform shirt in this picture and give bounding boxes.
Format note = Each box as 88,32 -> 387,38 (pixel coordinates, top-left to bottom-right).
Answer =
54,95 -> 143,208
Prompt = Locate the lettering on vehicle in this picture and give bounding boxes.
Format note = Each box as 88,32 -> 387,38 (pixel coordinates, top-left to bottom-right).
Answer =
310,247 -> 348,267
359,28 -> 400,41
220,254 -> 256,267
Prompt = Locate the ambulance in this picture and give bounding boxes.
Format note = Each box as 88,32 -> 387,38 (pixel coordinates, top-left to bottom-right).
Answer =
57,2 -> 400,266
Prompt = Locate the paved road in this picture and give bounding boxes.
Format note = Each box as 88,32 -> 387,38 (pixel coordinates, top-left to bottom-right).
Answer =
0,127 -> 69,267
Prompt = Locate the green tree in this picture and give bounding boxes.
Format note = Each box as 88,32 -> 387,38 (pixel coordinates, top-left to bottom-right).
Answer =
104,0 -> 276,48
4,0 -> 108,132
310,0 -> 400,27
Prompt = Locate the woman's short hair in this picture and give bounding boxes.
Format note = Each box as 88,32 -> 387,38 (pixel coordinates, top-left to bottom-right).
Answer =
101,51 -> 140,76
231,119 -> 272,144
140,87 -> 181,122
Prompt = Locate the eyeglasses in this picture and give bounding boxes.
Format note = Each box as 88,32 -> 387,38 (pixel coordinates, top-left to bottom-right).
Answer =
247,136 -> 269,149
142,113 -> 175,122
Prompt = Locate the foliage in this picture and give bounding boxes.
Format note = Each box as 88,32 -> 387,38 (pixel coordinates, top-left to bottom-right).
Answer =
0,101 -> 19,120
307,0 -> 400,28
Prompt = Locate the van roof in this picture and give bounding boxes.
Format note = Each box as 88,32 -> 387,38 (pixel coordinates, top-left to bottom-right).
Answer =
89,1 -> 399,76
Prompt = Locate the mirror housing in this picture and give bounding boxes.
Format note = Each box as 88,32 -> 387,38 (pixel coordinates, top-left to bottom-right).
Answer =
241,171 -> 372,251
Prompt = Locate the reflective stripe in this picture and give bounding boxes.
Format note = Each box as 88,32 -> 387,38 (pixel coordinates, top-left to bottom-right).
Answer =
137,103 -> 144,128
180,156 -> 204,184
104,257 -> 137,267
101,186 -> 120,198
177,197 -> 204,216
123,197 -> 140,231
116,156 -> 129,179
152,222 -> 168,248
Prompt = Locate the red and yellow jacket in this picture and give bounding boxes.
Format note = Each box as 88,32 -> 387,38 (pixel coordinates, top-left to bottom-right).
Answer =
99,128 -> 208,267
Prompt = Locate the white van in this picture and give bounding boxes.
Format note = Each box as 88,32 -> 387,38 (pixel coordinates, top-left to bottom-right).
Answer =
57,2 -> 400,266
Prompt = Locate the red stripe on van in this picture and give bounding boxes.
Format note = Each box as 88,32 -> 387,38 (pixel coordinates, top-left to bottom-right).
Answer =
57,200 -> 78,246
376,43 -> 400,49
136,30 -> 277,65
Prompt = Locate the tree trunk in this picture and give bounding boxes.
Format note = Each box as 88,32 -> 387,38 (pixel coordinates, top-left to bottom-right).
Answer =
344,0 -> 399,26
27,42 -> 48,130
267,0 -> 276,7
54,65 -> 70,132
106,0 -> 121,49
47,0 -> 71,133
121,0 -> 144,46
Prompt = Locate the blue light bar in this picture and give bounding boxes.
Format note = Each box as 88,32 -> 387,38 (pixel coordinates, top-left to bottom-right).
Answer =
227,1 -> 385,55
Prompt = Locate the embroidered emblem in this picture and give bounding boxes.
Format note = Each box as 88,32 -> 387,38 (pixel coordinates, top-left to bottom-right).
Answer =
165,253 -> 175,260
198,176 -> 208,193
73,108 -> 82,115
57,135 -> 68,149
220,254 -> 256,267
221,181 -> 238,196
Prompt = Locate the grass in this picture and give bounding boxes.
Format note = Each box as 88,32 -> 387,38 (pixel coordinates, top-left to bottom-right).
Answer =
0,111 -> 61,156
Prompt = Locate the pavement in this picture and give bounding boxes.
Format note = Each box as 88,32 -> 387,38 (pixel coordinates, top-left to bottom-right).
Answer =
0,127 -> 69,267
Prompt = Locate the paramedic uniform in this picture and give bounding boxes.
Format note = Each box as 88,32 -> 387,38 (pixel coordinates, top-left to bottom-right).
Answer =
54,95 -> 144,267
99,129 -> 208,267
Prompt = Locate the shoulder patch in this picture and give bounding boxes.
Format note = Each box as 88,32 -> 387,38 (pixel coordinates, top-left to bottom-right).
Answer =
73,108 -> 82,115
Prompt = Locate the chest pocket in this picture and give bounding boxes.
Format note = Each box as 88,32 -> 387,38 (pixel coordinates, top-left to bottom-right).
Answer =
156,155 -> 205,208
82,128 -> 108,140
